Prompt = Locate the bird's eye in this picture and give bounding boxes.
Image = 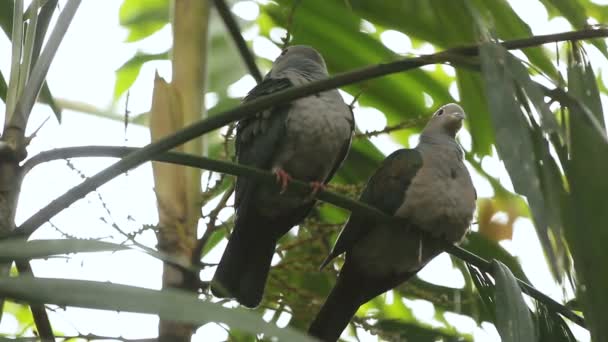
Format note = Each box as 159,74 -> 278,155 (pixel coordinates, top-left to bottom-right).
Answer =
437,109 -> 444,116
280,49 -> 288,56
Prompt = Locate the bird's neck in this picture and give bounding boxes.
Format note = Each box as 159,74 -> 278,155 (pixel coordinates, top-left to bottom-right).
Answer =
418,133 -> 464,160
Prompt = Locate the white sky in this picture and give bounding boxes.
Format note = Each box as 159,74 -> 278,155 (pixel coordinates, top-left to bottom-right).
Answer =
0,0 -> 604,340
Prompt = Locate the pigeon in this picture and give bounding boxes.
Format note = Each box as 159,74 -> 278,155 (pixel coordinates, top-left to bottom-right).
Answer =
308,103 -> 476,341
210,45 -> 354,308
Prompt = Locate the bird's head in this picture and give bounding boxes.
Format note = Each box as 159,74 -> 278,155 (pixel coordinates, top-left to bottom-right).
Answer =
271,45 -> 328,77
422,103 -> 466,139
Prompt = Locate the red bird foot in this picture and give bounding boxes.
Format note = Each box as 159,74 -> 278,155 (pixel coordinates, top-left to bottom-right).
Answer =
273,168 -> 293,194
309,181 -> 326,196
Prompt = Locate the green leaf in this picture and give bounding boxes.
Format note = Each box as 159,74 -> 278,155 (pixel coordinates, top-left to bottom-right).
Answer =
536,303 -> 577,342
262,0 -> 453,146
563,46 -> 608,342
480,42 -> 555,281
348,0 -> 558,79
456,69 -> 493,155
466,264 -> 496,322
201,228 -> 227,257
0,1 -> 61,122
0,277 -> 315,341
539,0 -> 608,58
0,239 -> 128,261
492,260 -> 536,342
119,0 -> 169,42
113,51 -> 169,101
11,0 -> 79,128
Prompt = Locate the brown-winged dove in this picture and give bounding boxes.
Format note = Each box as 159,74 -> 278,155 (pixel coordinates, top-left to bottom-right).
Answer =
308,103 -> 476,341
211,45 -> 354,308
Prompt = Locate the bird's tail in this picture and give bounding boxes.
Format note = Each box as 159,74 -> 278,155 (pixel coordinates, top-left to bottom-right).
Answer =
210,211 -> 277,308
308,272 -> 362,342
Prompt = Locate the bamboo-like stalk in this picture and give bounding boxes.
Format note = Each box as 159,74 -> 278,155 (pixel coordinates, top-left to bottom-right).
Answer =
150,0 -> 209,340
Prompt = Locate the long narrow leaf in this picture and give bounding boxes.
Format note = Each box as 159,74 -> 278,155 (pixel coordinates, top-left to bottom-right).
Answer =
5,0 -> 24,121
480,42 -> 556,279
10,0 -> 80,129
0,239 -> 128,261
0,277 -> 314,341
564,46 -> 608,342
493,260 -> 536,342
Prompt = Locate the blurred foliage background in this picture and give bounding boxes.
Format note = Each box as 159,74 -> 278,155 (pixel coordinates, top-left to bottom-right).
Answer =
0,0 -> 607,341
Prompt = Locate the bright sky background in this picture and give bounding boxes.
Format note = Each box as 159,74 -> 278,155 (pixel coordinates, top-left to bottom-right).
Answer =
0,0 -> 606,340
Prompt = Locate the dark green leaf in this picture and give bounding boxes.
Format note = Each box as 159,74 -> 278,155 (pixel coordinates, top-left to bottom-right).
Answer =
466,264 -> 496,322
480,42 -> 555,282
0,277 -> 314,341
563,46 -> 608,342
492,260 -> 536,342
12,0 -> 79,128
536,303 -> 577,342
349,0 -> 558,79
262,0 -> 453,146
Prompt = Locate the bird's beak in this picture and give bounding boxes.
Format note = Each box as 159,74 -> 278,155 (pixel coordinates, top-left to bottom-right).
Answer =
453,112 -> 465,120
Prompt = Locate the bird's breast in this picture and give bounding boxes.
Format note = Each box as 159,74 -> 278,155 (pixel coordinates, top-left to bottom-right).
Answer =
397,154 -> 476,242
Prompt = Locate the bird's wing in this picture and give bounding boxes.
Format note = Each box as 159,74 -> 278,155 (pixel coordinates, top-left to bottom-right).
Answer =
320,148 -> 423,268
234,77 -> 293,208
323,106 -> 355,183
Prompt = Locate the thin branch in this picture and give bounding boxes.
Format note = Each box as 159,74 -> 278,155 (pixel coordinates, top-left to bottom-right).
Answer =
212,0 -> 263,83
18,145 -> 586,327
281,0 -> 302,49
12,27 -> 608,265
354,117 -> 428,139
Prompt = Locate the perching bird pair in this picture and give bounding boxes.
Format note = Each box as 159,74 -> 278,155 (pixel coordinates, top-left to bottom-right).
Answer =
210,45 -> 476,342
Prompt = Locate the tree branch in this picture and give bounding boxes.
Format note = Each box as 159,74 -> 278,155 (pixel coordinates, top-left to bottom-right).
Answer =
212,0 -> 263,83
12,26 -> 608,266
18,145 -> 586,327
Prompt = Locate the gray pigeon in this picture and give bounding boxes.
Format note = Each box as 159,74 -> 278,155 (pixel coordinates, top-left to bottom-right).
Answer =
210,45 -> 354,308
308,103 -> 476,342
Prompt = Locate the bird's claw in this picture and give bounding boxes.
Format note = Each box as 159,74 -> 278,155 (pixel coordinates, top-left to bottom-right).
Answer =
309,181 -> 326,197
274,168 -> 292,194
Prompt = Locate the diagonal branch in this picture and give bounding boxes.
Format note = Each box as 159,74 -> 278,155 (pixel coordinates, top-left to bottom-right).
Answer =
18,145 -> 586,328
212,0 -> 263,83
12,27 -> 608,259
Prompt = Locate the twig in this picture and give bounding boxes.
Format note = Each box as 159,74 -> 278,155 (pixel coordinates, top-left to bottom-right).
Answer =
17,145 -> 587,327
212,0 -> 263,83
354,117 -> 428,139
281,0 -> 302,49
193,184 -> 234,260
